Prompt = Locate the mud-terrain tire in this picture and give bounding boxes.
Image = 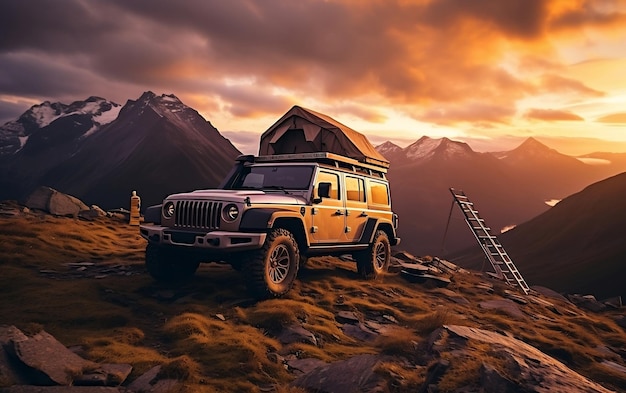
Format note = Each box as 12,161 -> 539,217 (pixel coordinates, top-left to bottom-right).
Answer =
145,243 -> 199,282
356,230 -> 390,279
244,228 -> 299,298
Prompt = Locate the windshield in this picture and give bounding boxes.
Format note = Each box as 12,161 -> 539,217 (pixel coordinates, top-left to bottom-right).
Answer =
232,165 -> 314,190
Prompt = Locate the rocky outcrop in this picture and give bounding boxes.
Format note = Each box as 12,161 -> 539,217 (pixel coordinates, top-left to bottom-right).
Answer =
425,325 -> 617,393
0,326 -> 177,393
24,187 -> 88,218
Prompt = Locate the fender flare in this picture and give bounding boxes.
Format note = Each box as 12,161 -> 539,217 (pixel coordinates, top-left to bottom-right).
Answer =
240,208 -> 304,230
358,218 -> 379,244
358,218 -> 400,245
144,204 -> 162,224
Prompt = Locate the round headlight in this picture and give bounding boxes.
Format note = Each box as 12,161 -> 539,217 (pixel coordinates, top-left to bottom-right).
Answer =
163,201 -> 175,218
223,204 -> 239,221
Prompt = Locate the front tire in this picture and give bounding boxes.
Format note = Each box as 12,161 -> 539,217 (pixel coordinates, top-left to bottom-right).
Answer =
244,228 -> 299,298
356,230 -> 390,279
145,243 -> 199,282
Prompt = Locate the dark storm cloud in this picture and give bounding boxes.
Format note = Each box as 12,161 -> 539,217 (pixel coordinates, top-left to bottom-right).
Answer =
0,52 -> 97,97
0,0 -> 622,128
422,0 -> 548,38
551,1 -> 626,30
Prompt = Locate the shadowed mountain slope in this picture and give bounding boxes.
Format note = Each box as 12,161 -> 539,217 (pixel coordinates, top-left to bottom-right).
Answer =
0,92 -> 241,209
450,172 -> 626,299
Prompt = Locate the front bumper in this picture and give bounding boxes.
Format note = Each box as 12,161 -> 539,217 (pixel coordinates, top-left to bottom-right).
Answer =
140,224 -> 266,251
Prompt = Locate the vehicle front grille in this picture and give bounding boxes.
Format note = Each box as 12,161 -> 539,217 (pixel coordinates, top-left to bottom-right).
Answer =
174,200 -> 222,229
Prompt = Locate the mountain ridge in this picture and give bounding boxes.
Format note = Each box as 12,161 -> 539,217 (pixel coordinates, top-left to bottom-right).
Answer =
0,92 -> 241,209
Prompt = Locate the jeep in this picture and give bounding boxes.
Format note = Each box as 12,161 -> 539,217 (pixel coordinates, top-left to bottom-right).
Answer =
140,107 -> 400,298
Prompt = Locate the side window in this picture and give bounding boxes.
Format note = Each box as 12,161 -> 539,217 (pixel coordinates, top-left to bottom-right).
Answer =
316,171 -> 340,199
346,176 -> 366,202
370,181 -> 389,205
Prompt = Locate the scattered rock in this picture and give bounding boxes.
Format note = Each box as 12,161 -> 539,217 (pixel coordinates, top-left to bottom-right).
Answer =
78,206 -> 107,221
568,294 -> 607,313
601,296 -> 622,309
0,327 -> 134,391
74,364 -> 132,387
479,299 -> 525,319
393,251 -> 419,262
531,286 -> 569,302
11,330 -> 98,385
341,323 -> 378,342
476,282 -> 495,294
24,187 -> 88,218
335,311 -> 359,324
431,257 -> 468,274
418,359 -> 449,393
126,365 -> 179,393
286,358 -> 327,376
400,271 -> 451,288
396,261 -> 429,274
277,325 -> 317,346
503,290 -> 528,305
291,354 -> 387,393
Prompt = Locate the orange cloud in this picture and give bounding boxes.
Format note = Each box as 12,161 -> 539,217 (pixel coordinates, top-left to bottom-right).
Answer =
540,74 -> 605,97
596,112 -> 626,123
524,108 -> 584,121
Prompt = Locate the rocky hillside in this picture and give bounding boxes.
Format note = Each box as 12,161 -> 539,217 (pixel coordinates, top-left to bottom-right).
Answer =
0,201 -> 624,392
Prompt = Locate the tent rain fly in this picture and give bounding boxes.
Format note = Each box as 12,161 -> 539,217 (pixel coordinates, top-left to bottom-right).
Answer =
258,106 -> 389,169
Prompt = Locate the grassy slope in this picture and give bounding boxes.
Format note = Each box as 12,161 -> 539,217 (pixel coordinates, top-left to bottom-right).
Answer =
0,203 -> 625,392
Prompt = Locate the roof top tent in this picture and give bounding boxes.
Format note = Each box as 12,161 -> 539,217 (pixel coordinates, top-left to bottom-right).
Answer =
258,105 -> 390,169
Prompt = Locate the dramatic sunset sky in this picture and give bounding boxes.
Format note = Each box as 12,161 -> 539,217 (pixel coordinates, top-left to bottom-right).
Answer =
1,0 -> 625,155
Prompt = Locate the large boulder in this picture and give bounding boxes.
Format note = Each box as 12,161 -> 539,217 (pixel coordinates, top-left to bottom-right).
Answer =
24,186 -> 88,218
291,354 -> 388,393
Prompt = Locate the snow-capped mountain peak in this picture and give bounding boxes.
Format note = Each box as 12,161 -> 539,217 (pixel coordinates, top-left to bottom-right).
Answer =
405,136 -> 474,160
376,141 -> 403,156
25,96 -> 120,129
0,96 -> 121,155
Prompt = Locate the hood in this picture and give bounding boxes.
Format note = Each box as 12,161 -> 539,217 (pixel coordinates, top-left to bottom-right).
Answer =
167,189 -> 308,205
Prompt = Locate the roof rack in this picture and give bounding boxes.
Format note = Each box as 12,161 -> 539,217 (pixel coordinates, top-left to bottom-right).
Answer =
253,152 -> 388,177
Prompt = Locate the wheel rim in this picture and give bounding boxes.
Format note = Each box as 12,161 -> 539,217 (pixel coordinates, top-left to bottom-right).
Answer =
374,242 -> 387,270
268,244 -> 291,284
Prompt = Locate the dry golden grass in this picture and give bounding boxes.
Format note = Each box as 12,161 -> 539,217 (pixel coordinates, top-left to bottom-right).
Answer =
1,204 -> 625,392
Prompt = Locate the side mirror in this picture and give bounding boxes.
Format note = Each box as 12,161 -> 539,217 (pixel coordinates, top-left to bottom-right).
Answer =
314,182 -> 331,203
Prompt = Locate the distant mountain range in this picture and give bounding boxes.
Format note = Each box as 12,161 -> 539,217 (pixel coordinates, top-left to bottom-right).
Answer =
2,93 -> 626,298
376,136 -> 626,256
0,92 -> 241,209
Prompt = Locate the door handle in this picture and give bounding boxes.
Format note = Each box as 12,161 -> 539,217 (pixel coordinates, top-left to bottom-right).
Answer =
334,210 -> 344,216
359,212 -> 368,217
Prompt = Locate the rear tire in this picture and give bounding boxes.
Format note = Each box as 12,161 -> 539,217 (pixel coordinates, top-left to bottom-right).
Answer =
145,244 -> 199,282
244,228 -> 299,299
356,230 -> 390,279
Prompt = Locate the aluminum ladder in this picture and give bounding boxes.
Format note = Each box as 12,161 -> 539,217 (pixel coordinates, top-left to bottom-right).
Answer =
449,188 -> 530,294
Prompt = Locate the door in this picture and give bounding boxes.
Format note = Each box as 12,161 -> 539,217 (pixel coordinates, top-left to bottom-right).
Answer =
344,175 -> 368,242
311,170 -> 346,243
